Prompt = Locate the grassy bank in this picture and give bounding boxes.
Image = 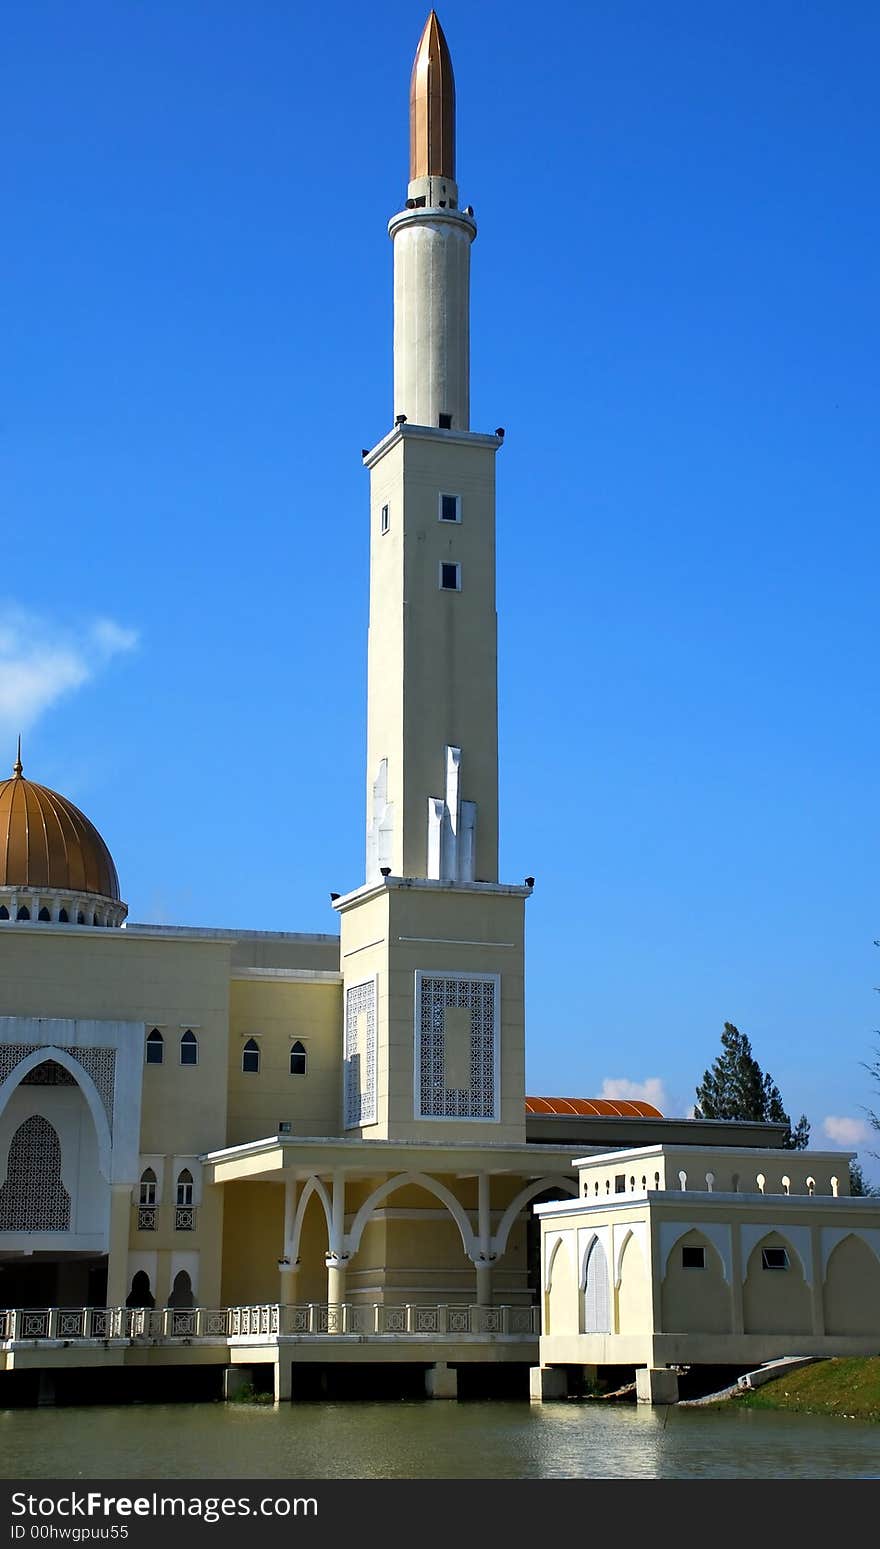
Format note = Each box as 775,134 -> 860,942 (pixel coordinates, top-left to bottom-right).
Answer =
735,1358 -> 880,1421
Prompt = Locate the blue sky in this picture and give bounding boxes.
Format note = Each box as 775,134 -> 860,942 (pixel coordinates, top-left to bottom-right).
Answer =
3,2 -> 879,1171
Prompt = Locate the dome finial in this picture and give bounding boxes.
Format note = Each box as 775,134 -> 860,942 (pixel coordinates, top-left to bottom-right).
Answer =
12,735 -> 22,778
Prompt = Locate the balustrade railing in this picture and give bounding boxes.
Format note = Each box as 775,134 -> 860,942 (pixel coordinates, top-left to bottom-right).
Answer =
0,1302 -> 539,1343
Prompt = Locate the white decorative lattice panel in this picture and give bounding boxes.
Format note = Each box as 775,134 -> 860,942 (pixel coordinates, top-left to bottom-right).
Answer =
0,1044 -> 116,1134
415,972 -> 499,1121
0,1114 -> 71,1231
344,976 -> 377,1128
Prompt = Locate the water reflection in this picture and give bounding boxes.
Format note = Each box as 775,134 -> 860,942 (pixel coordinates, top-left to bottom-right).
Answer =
1,1401 -> 877,1480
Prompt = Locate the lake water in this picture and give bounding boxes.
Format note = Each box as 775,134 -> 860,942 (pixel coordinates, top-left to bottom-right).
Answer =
1,1400 -> 877,1479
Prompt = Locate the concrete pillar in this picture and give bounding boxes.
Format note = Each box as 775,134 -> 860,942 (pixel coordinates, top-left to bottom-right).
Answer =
730,1222 -> 744,1334
474,1261 -> 493,1307
325,1255 -> 349,1331
223,1366 -> 253,1401
278,1263 -> 300,1308
106,1184 -> 133,1306
809,1225 -> 825,1336
636,1367 -> 679,1405
274,1357 -> 292,1403
529,1365 -> 568,1401
425,1362 -> 458,1399
37,1371 -> 57,1407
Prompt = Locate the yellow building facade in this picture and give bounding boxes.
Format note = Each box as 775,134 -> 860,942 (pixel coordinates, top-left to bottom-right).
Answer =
2,14 -> 870,1403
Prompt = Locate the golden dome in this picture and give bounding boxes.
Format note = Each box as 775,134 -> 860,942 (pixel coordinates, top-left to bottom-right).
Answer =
0,745 -> 121,903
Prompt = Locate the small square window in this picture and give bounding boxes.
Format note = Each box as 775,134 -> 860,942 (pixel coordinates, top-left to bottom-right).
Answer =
380,504 -> 390,535
439,493 -> 461,523
440,562 -> 460,591
761,1247 -> 789,1271
681,1246 -> 706,1269
614,1174 -> 626,1194
439,413 -> 452,429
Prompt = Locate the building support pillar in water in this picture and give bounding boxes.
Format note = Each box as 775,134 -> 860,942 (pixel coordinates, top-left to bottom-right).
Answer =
425,1362 -> 458,1399
529,1365 -> 568,1401
223,1366 -> 254,1401
273,1358 -> 292,1403
636,1367 -> 679,1405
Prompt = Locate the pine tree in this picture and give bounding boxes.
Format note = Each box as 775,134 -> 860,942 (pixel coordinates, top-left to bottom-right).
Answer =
695,1022 -> 809,1148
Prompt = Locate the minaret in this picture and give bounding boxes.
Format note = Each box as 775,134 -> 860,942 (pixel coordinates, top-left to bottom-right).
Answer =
364,9 -> 500,886
335,13 -> 527,1145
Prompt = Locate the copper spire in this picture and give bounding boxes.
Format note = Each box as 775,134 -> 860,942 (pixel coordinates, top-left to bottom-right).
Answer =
12,735 -> 22,778
409,11 -> 455,182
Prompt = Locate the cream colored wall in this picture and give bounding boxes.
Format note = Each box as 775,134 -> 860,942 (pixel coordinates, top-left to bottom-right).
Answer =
824,1235 -> 880,1335
616,1232 -> 652,1334
367,430 -> 499,882
220,1181 -> 284,1306
339,885 -> 525,1143
539,1193 -> 880,1358
660,1229 -> 730,1334
742,1230 -> 812,1336
575,1146 -> 851,1201
227,978 -> 342,1145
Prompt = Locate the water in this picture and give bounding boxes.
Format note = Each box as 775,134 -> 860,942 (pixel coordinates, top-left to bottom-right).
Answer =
1,1401 -> 877,1479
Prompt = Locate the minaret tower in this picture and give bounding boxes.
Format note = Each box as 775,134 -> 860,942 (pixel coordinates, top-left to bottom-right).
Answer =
335,12 -> 528,1144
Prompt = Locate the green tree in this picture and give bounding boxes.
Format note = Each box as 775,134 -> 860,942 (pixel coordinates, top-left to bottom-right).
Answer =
695,1022 -> 810,1149
848,1159 -> 878,1197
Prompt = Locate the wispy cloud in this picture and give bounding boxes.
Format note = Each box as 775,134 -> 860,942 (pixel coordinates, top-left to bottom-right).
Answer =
823,1115 -> 873,1148
0,604 -> 139,739
600,1076 -> 670,1114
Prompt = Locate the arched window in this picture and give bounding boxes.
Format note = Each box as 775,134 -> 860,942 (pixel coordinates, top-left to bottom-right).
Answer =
583,1239 -> 611,1334
168,1269 -> 194,1309
16,905 -> 30,921
38,907 -> 50,922
0,1115 -> 71,1230
0,906 -> 8,919
58,908 -> 68,923
145,1029 -> 164,1065
290,1040 -> 307,1076
242,1038 -> 260,1074
76,910 -> 85,924
176,1168 -> 194,1207
125,1270 -> 155,1309
139,1168 -> 158,1206
180,1029 -> 198,1066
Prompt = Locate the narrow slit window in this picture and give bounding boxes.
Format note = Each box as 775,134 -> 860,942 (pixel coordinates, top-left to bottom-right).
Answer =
290,1040 -> 307,1076
145,1029 -> 164,1065
242,1038 -> 260,1074
380,503 -> 390,535
180,1029 -> 198,1066
139,1169 -> 157,1206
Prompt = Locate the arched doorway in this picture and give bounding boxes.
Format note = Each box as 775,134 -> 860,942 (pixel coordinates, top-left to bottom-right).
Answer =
0,1056 -> 110,1306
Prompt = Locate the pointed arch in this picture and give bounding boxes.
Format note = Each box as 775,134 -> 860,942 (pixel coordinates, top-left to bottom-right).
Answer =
0,1045 -> 112,1181
492,1175 -> 577,1258
345,1172 -> 476,1259
289,1176 -> 333,1263
740,1224 -> 811,1284
582,1235 -> 611,1333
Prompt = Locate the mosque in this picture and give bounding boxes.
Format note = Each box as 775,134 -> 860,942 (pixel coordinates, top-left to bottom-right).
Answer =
1,14 -> 876,1403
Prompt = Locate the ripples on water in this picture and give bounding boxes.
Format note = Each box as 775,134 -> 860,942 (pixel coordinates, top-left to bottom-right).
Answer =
1,1401 -> 878,1480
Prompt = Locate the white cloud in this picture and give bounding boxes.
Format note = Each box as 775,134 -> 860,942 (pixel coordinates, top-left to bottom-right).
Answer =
823,1115 -> 873,1148
0,604 -> 138,738
600,1077 -> 670,1114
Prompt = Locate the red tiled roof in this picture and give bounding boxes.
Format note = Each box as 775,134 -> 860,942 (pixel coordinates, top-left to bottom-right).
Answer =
525,1096 -> 663,1119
